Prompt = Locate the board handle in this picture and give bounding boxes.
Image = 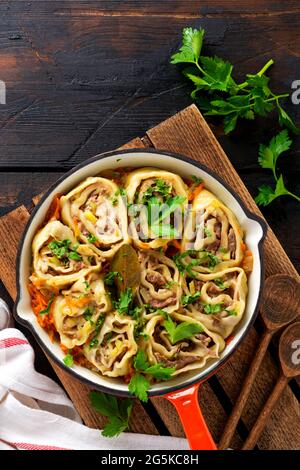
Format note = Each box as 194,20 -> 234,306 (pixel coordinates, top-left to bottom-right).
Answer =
165,382 -> 217,450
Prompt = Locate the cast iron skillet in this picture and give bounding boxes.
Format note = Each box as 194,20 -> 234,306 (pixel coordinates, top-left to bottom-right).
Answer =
14,149 -> 267,449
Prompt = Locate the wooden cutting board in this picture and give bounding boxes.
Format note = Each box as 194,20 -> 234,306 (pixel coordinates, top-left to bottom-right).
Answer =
0,104 -> 299,449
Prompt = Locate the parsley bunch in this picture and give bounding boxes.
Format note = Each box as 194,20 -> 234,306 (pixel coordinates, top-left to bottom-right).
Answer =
255,130 -> 300,206
171,27 -> 298,135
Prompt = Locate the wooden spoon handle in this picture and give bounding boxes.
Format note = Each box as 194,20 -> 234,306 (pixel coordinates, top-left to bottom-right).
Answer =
242,372 -> 288,449
219,329 -> 273,449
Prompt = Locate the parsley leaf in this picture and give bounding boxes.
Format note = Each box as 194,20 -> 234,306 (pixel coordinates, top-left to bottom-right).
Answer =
255,175 -> 293,206
89,315 -> 105,349
171,27 -> 204,64
113,287 -> 133,314
215,279 -> 227,290
83,306 -> 94,323
39,294 -> 55,315
104,271 -> 123,286
87,233 -> 98,244
181,292 -> 201,306
89,391 -> 133,438
63,353 -> 74,367
191,175 -> 203,185
48,239 -> 82,262
258,130 -> 292,180
202,303 -> 223,315
128,374 -> 150,402
128,351 -> 175,401
163,315 -> 203,344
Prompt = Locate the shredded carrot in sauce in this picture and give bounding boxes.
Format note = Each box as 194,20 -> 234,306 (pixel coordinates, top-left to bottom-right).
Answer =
28,282 -> 57,340
188,182 -> 205,201
241,249 -> 253,274
241,241 -> 247,252
45,194 -> 61,222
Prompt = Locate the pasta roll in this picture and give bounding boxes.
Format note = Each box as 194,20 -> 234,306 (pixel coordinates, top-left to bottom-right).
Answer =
138,249 -> 181,313
53,273 -> 111,349
83,312 -> 138,377
31,220 -> 99,289
61,176 -> 129,258
144,312 -> 225,376
125,168 -> 188,249
182,267 -> 248,338
182,189 -> 244,273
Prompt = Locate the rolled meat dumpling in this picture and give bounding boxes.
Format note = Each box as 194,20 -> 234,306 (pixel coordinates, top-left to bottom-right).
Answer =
182,189 -> 244,273
182,267 -> 248,338
138,249 -> 181,313
144,311 -> 225,376
125,168 -> 188,249
30,220 -> 100,289
61,176 -> 129,259
83,312 -> 138,377
53,273 -> 111,349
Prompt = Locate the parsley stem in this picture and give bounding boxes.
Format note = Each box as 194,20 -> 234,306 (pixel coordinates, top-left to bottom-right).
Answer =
257,59 -> 274,77
287,191 -> 300,203
238,59 -> 274,90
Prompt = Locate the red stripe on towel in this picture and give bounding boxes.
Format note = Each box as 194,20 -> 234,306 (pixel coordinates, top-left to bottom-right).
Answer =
8,441 -> 69,450
0,337 -> 29,349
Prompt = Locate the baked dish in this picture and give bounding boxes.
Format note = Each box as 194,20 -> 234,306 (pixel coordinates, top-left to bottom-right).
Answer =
28,167 -> 252,399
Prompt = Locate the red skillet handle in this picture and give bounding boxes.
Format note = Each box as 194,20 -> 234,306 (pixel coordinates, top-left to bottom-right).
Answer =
165,382 -> 217,450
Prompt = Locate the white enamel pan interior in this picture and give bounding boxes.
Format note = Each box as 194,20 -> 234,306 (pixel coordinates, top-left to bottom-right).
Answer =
15,149 -> 267,397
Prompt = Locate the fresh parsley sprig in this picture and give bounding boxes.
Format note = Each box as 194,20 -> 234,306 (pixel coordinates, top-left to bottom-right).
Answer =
128,350 -> 175,402
255,130 -> 300,206
171,27 -> 298,135
163,314 -> 204,344
89,391 -> 133,438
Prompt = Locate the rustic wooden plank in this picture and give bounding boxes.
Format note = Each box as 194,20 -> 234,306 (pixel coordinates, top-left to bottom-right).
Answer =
147,104 -> 300,449
1,4 -> 299,169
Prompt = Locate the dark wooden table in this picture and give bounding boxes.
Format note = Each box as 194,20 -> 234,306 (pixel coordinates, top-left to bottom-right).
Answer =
0,0 -> 299,428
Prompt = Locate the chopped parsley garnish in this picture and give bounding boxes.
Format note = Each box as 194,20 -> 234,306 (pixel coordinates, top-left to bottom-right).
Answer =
174,249 -> 219,274
202,303 -> 223,315
181,292 -> 201,306
63,353 -> 74,367
83,306 -> 94,323
191,175 -> 203,185
128,350 -> 175,402
163,314 -> 204,344
89,316 -> 105,349
112,287 -> 133,314
48,239 -> 82,262
104,271 -> 123,286
40,294 -> 55,316
203,227 -> 212,237
215,278 -> 227,290
83,280 -> 90,290
87,233 -> 98,244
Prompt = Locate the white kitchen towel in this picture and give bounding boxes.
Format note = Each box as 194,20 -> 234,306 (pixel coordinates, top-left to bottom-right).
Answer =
0,318 -> 188,450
